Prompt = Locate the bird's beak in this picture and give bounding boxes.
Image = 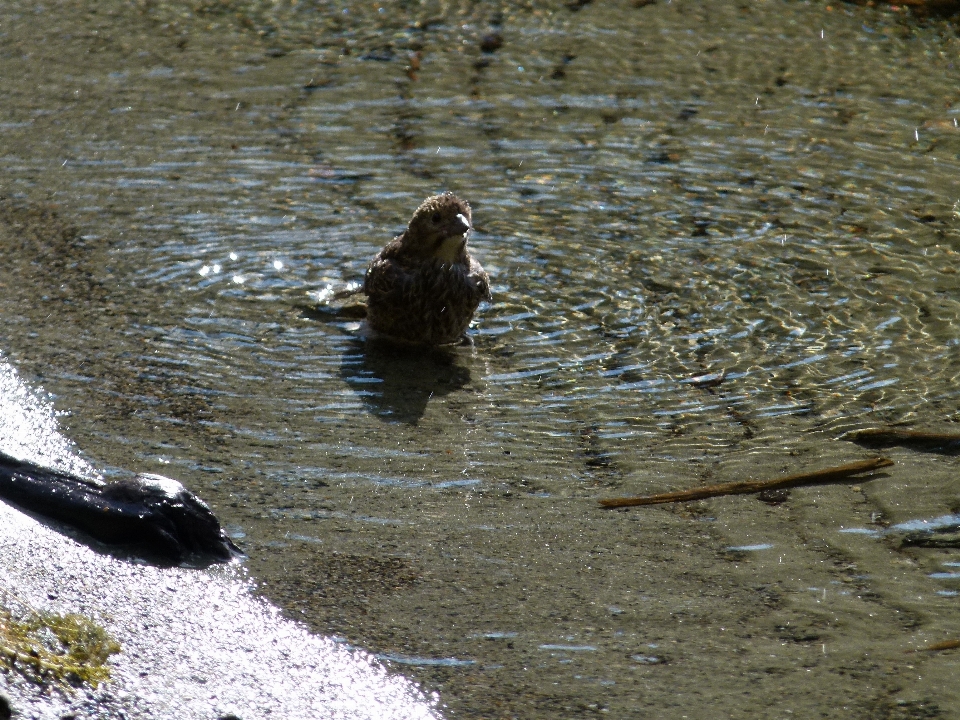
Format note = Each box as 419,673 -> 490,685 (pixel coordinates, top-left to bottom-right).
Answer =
454,213 -> 472,235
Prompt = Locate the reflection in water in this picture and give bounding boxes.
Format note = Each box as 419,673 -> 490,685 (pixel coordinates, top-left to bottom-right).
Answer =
340,338 -> 472,424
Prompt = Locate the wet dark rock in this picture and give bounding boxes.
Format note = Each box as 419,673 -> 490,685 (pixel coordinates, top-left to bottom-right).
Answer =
0,691 -> 10,720
758,488 -> 790,505
0,452 -> 241,566
479,32 -> 503,53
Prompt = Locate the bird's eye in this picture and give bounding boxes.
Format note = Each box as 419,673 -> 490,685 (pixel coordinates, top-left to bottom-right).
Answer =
431,212 -> 442,223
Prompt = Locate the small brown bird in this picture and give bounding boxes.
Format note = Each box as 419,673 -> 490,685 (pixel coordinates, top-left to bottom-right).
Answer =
364,193 -> 491,345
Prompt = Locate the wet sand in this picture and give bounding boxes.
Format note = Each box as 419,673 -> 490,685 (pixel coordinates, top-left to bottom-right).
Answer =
2,1 -> 960,718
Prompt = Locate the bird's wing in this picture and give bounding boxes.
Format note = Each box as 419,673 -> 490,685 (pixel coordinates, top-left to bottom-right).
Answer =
469,258 -> 493,302
364,255 -> 416,304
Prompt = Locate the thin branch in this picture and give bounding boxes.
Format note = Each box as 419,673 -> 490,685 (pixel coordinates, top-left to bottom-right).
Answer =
905,639 -> 960,654
599,457 -> 893,509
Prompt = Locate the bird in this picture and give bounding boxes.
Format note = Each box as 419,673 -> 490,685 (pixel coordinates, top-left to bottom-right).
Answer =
363,192 -> 491,345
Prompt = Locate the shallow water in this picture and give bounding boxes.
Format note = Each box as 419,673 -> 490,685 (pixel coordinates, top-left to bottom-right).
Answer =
2,0 -> 960,717
32,0 -> 960,463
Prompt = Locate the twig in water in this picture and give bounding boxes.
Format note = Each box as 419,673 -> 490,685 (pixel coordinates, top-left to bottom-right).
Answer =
599,457 -> 893,509
905,639 -> 960,654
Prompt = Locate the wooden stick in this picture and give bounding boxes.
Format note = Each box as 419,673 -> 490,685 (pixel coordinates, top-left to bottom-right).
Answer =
905,639 -> 960,654
599,457 -> 893,509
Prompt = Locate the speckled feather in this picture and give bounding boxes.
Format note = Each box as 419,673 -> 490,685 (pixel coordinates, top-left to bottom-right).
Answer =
364,193 -> 491,345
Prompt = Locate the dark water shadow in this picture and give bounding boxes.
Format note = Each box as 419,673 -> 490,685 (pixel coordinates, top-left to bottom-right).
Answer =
339,338 -> 472,424
845,431 -> 960,456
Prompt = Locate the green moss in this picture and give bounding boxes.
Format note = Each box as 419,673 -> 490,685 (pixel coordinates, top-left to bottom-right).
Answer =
0,609 -> 121,688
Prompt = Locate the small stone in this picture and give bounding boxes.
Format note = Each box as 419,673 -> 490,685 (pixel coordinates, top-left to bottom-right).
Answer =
479,33 -> 503,53
758,488 -> 790,505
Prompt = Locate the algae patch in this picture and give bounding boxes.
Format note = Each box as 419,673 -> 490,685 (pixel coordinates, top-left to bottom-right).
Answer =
0,608 -> 120,688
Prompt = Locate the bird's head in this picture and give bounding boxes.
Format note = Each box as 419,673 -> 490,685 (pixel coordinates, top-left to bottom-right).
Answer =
401,192 -> 473,262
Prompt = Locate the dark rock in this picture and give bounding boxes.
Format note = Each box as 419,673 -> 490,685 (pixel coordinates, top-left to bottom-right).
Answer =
0,451 -> 241,566
479,32 -> 503,53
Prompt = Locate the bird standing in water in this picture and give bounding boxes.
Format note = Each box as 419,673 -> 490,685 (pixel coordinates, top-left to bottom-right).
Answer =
364,192 -> 491,345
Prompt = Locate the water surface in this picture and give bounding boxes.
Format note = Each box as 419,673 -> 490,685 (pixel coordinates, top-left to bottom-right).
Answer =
1,0 -> 959,717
